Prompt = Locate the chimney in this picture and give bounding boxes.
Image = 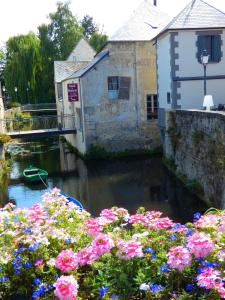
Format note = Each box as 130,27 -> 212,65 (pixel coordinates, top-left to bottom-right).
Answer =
154,0 -> 157,6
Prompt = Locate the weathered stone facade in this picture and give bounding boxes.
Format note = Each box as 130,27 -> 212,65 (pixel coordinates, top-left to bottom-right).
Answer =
61,41 -> 161,153
165,109 -> 225,208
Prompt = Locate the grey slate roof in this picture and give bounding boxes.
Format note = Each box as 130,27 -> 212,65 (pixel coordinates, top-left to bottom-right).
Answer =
54,61 -> 88,83
162,0 -> 225,32
110,0 -> 170,41
66,50 -> 109,80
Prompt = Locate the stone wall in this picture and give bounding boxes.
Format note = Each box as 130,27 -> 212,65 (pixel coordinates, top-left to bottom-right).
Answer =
165,109 -> 225,208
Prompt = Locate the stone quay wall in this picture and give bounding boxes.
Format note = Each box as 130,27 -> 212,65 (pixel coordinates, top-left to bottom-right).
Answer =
164,109 -> 225,208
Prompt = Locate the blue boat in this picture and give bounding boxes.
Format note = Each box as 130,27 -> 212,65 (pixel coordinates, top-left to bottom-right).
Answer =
60,193 -> 83,210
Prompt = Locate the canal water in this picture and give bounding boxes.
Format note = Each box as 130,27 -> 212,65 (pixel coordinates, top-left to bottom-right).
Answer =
0,138 -> 208,223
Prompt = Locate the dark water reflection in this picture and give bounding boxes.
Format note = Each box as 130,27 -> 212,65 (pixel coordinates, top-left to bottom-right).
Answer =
0,138 -> 208,223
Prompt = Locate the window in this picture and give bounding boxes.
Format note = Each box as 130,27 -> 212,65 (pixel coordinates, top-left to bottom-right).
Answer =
107,76 -> 131,100
167,92 -> 171,104
197,34 -> 222,63
147,94 -> 158,120
57,83 -> 63,100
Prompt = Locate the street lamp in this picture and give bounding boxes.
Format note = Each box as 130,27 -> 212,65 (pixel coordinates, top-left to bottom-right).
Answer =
2,86 -> 5,100
201,49 -> 210,96
14,86 -> 18,102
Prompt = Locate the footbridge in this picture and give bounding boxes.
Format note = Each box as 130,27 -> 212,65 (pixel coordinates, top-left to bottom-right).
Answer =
1,114 -> 76,139
21,103 -> 57,113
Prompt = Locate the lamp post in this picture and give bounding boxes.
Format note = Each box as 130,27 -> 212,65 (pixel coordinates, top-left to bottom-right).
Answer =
14,86 -> 18,102
201,49 -> 210,96
2,86 -> 5,100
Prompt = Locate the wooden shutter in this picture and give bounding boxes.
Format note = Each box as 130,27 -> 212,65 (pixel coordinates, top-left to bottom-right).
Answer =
118,77 -> 131,100
212,35 -> 222,62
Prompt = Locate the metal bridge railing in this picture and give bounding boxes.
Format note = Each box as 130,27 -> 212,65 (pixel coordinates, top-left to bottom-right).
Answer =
1,114 -> 75,133
21,103 -> 57,111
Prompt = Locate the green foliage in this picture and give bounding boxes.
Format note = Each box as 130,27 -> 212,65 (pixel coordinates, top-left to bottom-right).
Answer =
48,2 -> 84,59
185,179 -> 204,195
5,101 -> 21,109
4,33 -> 42,104
0,134 -> 11,145
81,15 -> 97,38
89,31 -> 108,52
192,131 -> 205,144
0,159 -> 10,185
162,156 -> 177,171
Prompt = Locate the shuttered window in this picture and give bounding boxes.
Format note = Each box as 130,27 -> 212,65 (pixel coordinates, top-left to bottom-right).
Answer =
107,76 -> 131,100
197,35 -> 222,63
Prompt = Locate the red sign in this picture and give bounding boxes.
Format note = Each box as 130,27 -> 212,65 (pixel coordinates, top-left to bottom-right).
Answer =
67,83 -> 79,102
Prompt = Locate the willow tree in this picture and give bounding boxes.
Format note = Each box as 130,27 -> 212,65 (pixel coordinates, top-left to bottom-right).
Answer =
4,33 -> 41,104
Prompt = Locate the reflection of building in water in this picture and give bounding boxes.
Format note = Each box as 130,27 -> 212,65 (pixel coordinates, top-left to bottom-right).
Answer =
59,141 -> 91,210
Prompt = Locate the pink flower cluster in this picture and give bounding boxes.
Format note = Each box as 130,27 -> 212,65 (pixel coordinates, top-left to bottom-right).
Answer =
92,233 -> 114,256
55,249 -> 78,273
77,246 -> 98,266
197,267 -> 225,299
27,203 -> 48,223
54,275 -> 78,300
167,246 -> 192,271
187,232 -> 214,258
129,211 -> 173,230
85,218 -> 103,236
116,240 -> 144,260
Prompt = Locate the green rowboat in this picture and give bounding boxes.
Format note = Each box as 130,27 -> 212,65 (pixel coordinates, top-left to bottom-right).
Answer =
23,166 -> 48,182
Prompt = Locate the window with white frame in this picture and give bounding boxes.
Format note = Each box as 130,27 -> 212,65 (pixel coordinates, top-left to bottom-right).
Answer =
147,94 -> 158,120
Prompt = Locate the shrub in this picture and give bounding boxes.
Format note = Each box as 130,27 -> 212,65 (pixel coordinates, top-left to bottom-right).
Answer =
0,189 -> 224,299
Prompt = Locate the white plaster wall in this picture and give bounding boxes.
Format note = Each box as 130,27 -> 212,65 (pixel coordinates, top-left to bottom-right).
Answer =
177,30 -> 225,78
157,33 -> 171,109
178,79 -> 225,109
67,38 -> 96,62
61,78 -> 86,154
0,97 -> 5,134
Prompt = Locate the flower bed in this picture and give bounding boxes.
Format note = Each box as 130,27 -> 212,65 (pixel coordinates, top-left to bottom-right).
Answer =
0,188 -> 224,299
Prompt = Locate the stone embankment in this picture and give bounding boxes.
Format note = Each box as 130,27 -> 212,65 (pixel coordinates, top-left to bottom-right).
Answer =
164,109 -> 225,208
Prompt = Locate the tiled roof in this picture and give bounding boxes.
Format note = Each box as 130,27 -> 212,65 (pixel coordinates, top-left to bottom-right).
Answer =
66,50 -> 109,79
110,0 -> 170,41
163,0 -> 225,32
54,61 -> 88,83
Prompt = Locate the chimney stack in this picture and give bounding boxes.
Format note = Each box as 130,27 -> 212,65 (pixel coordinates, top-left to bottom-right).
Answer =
154,0 -> 157,6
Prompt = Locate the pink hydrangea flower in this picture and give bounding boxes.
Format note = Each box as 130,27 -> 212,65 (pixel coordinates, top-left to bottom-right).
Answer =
116,240 -> 144,260
99,209 -> 118,224
54,275 -> 78,300
55,249 -> 78,273
129,213 -> 148,224
77,246 -> 98,266
197,267 -> 225,298
187,232 -> 214,258
91,234 -> 114,256
149,217 -> 174,229
27,203 -> 48,223
85,218 -> 103,236
167,246 -> 192,271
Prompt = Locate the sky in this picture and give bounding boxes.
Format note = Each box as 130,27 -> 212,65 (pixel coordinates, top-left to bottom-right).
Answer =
1,0 -> 225,46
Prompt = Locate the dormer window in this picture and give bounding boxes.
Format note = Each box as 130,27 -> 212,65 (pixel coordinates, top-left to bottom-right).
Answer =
197,34 -> 222,63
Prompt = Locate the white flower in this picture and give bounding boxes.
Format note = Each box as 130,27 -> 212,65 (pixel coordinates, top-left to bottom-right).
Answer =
139,283 -> 149,291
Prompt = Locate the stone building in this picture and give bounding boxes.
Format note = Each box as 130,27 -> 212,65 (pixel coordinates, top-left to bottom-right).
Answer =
55,0 -> 169,154
155,0 -> 225,136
